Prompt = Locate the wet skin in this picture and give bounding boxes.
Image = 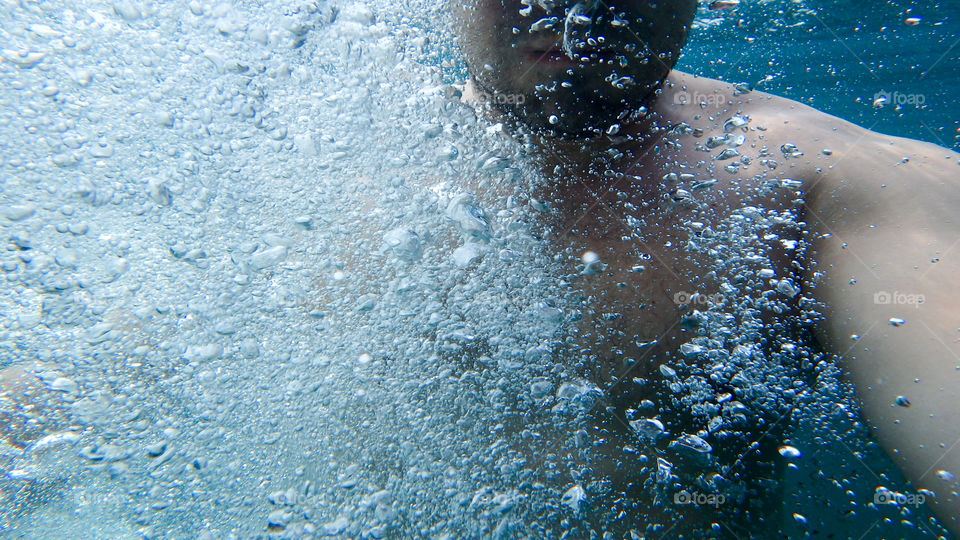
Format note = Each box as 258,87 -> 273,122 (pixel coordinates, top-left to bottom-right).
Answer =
454,0 -> 960,535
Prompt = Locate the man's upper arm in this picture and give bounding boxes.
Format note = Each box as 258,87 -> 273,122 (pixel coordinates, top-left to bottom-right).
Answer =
804,133 -> 960,531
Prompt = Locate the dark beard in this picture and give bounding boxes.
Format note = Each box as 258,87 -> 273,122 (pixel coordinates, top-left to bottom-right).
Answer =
479,75 -> 665,141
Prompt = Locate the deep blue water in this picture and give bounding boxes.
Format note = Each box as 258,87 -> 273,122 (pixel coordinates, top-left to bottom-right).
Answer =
682,0 -> 960,150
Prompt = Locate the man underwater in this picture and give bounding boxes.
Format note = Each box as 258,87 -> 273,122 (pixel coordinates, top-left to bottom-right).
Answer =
1,0 -> 958,536
451,0 -> 960,535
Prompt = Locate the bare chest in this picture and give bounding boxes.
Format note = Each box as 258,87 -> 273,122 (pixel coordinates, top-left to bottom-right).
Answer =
545,184 -> 711,384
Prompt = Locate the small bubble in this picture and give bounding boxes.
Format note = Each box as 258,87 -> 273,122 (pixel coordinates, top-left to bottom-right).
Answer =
715,148 -> 740,161
722,115 -> 749,132
561,485 -> 586,512
629,417 -> 665,439
581,251 -> 605,274
672,433 -> 712,454
778,445 -> 802,458
936,470 -> 956,482
655,457 -> 673,483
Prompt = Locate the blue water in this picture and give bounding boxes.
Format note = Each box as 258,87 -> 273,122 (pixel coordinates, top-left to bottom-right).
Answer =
682,0 -> 960,150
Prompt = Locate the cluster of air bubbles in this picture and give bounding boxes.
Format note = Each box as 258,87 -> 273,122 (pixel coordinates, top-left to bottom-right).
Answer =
0,0 -> 588,536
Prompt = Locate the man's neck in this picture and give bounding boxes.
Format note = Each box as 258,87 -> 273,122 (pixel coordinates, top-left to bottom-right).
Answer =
527,89 -> 679,181
461,75 -> 682,167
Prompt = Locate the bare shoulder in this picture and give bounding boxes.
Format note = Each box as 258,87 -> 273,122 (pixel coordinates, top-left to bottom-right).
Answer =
664,71 -> 858,133
661,70 -> 959,194
663,71 -> 869,157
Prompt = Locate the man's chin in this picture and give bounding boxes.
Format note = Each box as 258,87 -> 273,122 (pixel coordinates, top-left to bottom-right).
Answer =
505,97 -> 634,140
